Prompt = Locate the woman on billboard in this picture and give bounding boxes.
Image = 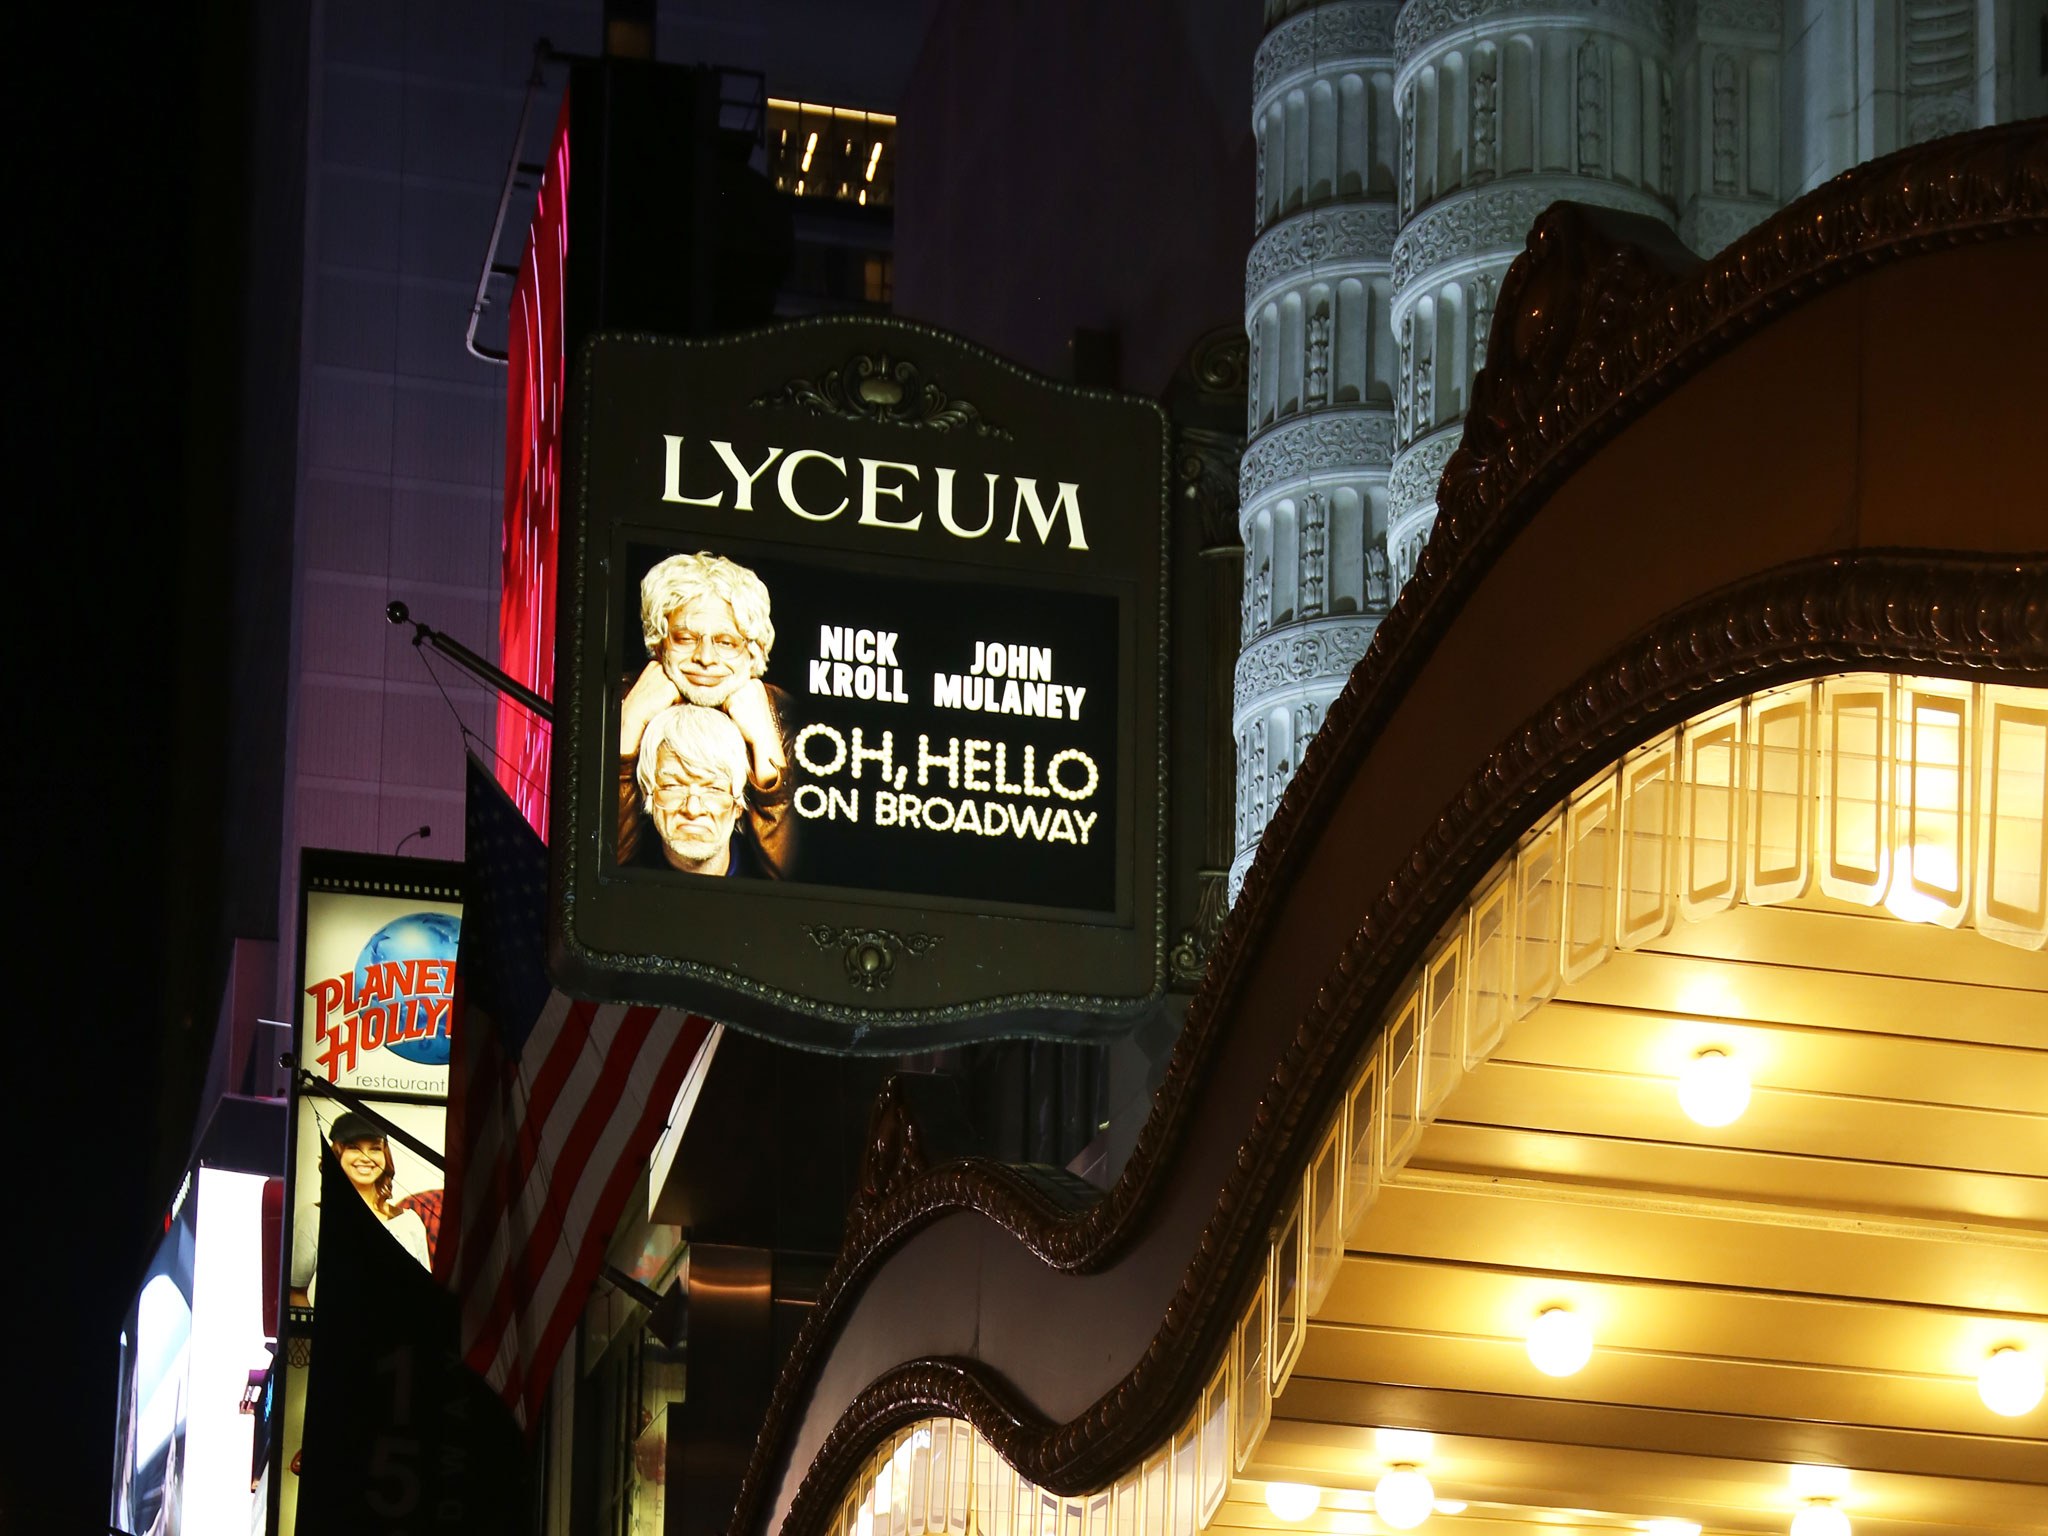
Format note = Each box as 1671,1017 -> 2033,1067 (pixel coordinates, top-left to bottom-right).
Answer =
288,1112 -> 434,1306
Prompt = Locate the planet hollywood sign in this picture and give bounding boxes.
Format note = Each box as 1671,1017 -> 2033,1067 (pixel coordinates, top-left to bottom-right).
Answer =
551,321 -> 1171,1047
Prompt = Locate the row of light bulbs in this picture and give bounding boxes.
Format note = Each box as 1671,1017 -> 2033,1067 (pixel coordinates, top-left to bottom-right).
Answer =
1520,1302 -> 2044,1414
1665,1043 -> 2044,1418
1266,1463 -> 1858,1533
1257,1324 -> 2042,1531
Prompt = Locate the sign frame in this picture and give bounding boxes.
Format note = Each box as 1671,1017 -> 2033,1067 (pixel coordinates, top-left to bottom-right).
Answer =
551,316 -> 1173,1047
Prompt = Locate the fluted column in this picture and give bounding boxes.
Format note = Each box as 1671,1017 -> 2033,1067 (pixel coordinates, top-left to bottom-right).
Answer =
1674,0 -> 1782,253
1386,0 -> 1679,585
1233,0 -> 1403,902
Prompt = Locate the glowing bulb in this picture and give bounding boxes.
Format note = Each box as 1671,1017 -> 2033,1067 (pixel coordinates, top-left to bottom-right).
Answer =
1373,1467 -> 1435,1529
1978,1346 -> 2046,1416
1264,1483 -> 1320,1522
1373,1427 -> 1434,1462
1788,1465 -> 1850,1501
1885,838 -> 1958,923
1433,1498 -> 1468,1514
1790,1501 -> 1850,1536
1525,1306 -> 1593,1377
1678,1048 -> 1751,1127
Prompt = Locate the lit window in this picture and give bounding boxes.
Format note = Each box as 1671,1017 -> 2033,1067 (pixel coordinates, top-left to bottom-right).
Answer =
766,98 -> 897,208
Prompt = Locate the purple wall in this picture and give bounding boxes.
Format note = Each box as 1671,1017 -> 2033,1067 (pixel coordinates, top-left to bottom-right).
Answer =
893,0 -> 1257,394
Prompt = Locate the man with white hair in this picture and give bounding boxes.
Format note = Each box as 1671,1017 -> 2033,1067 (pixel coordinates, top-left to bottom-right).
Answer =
633,705 -> 756,875
618,550 -> 797,875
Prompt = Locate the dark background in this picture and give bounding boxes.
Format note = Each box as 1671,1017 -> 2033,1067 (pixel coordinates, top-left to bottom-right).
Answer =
14,5 -> 242,1533
619,540 -> 1123,910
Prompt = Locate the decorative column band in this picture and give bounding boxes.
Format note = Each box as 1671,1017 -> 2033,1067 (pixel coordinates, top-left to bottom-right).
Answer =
1254,0 -> 1400,104
1393,0 -> 1674,62
1234,618 -> 1381,716
1391,177 -> 1667,291
1240,408 -> 1397,504
1246,203 -> 1400,309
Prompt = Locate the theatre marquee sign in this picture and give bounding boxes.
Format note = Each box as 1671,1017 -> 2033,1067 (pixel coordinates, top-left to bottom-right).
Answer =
552,319 -> 1170,1046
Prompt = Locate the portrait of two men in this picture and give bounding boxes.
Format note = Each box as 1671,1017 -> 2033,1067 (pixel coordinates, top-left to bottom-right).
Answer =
617,551 -> 797,880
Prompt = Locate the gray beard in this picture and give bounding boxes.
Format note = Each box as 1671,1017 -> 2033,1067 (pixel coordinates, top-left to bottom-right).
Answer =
661,657 -> 745,709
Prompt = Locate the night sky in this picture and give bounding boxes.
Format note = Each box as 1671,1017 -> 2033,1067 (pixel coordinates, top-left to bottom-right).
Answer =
14,6 -> 225,1533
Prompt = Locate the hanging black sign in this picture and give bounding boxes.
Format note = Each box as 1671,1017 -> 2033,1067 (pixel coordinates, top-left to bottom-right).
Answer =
552,319 -> 1170,1047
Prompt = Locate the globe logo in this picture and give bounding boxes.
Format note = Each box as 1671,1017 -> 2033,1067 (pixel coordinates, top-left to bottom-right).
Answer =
353,912 -> 462,1065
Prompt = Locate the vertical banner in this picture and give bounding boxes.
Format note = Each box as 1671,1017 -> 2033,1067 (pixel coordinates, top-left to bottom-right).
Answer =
296,1149 -> 523,1535
274,855 -> 464,1536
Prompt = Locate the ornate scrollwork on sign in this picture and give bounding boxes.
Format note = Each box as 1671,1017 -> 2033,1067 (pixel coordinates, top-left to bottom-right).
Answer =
755,355 -> 1013,441
804,925 -> 941,991
1177,425 -> 1244,551
1189,331 -> 1249,398
1168,876 -> 1230,989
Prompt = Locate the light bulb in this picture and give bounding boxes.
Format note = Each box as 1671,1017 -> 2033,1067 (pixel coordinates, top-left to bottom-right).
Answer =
1525,1306 -> 1593,1377
1978,1346 -> 2046,1417
1373,1467 -> 1435,1529
1790,1501 -> 1850,1536
1788,1466 -> 1850,1501
1264,1483 -> 1320,1522
1373,1427 -> 1434,1462
1433,1500 -> 1468,1515
1678,1048 -> 1751,1127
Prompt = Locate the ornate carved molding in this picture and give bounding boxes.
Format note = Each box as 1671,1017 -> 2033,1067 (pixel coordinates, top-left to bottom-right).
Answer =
1253,0 -> 1399,105
1676,0 -> 1782,39
1233,620 -> 1378,717
1388,427 -> 1461,515
763,551 -> 2048,1536
754,353 -> 1013,440
1246,203 -> 1399,308
1240,409 -> 1396,506
1186,330 -> 1249,399
1391,178 -> 1666,292
1396,0 -> 1673,62
1679,193 -> 1772,256
732,123 -> 2048,1536
804,925 -> 942,991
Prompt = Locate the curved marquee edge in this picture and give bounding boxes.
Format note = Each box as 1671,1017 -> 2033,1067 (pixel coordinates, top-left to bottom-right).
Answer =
730,119 -> 2048,1536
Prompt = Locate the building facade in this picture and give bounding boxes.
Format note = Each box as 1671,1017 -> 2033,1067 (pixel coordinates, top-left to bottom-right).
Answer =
1232,0 -> 2048,887
731,120 -> 2048,1536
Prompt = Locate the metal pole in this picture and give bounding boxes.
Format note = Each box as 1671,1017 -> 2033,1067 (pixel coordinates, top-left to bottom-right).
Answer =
386,601 -> 553,723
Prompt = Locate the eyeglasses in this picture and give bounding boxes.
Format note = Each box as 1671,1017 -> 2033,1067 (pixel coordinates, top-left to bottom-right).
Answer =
649,780 -> 742,812
665,628 -> 747,660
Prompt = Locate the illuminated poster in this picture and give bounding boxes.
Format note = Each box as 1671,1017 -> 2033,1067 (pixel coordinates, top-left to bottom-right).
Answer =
287,1099 -> 447,1307
556,321 -> 1171,1044
297,889 -> 461,1097
615,541 -> 1119,909
275,855 -> 463,1536
496,94 -> 570,836
111,1197 -> 196,1536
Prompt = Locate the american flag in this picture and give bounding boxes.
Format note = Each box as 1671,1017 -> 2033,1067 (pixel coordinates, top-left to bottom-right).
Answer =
438,756 -> 721,1430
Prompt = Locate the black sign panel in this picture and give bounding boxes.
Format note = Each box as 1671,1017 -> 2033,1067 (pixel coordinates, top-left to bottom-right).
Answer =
554,320 -> 1169,1046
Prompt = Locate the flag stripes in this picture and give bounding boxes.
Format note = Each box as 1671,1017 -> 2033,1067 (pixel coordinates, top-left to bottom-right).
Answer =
439,758 -> 721,1431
